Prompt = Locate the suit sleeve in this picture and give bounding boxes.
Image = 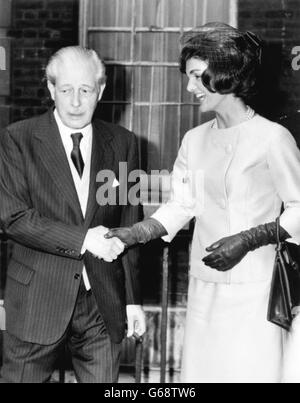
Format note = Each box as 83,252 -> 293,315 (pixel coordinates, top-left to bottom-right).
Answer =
120,133 -> 142,305
267,127 -> 300,242
151,132 -> 196,242
0,129 -> 86,259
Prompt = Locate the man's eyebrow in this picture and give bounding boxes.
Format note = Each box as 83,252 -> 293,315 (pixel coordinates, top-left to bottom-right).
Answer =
57,83 -> 95,89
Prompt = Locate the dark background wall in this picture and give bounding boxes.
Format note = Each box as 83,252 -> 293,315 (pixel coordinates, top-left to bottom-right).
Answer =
7,0 -> 300,123
239,0 -> 300,121
9,0 -> 79,123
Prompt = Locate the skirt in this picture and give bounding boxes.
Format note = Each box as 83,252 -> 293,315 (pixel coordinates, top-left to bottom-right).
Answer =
181,276 -> 286,383
282,313 -> 300,383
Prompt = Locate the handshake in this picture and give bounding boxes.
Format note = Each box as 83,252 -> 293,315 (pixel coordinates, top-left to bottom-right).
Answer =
83,226 -> 126,262
83,219 -> 167,262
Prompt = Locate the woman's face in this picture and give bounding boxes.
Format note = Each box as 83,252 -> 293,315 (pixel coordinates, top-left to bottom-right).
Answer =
186,57 -> 226,113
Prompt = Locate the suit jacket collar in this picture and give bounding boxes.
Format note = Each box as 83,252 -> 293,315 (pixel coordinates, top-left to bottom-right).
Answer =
84,119 -> 115,228
34,110 -> 84,219
34,110 -> 115,226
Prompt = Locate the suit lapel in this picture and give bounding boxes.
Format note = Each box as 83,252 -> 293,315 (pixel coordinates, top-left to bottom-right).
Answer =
84,120 -> 115,228
34,111 -> 83,219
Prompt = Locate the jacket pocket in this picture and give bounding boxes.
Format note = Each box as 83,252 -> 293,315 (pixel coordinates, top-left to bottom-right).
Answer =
7,259 -> 35,285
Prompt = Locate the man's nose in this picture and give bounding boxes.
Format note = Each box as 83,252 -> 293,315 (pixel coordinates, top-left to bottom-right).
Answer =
71,91 -> 81,107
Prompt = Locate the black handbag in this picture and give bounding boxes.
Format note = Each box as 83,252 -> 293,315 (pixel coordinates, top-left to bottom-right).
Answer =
267,217 -> 300,331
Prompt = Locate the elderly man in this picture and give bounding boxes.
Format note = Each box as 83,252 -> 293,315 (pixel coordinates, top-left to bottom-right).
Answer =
0,46 -> 145,383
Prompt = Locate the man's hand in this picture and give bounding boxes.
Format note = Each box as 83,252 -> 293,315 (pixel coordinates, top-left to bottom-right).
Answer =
83,226 -> 125,262
126,305 -> 146,338
202,234 -> 249,272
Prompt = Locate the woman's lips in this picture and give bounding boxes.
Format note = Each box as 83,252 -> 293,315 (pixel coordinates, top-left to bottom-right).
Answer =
195,93 -> 205,102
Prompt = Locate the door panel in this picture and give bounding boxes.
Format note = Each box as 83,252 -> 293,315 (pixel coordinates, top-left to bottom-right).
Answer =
80,0 -> 236,171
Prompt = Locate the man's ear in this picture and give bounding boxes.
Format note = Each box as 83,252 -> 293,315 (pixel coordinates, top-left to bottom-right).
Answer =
98,82 -> 106,101
47,81 -> 55,101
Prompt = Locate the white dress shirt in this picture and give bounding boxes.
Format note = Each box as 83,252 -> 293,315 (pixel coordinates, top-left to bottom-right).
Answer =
54,109 -> 92,290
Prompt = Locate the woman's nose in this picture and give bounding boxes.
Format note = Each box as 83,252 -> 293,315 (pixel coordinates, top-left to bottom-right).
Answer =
187,78 -> 197,93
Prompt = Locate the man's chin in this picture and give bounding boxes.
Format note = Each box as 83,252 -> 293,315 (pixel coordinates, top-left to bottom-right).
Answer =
64,118 -> 89,130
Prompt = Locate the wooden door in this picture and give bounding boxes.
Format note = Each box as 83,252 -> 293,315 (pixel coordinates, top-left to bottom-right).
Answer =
80,0 -> 237,171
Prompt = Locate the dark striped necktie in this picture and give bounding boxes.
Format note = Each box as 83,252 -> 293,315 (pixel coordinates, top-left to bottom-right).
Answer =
71,133 -> 84,178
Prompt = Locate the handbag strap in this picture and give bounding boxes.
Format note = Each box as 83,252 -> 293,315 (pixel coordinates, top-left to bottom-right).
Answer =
276,216 -> 282,251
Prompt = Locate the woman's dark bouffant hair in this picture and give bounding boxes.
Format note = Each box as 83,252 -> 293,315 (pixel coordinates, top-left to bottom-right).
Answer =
180,22 -> 263,101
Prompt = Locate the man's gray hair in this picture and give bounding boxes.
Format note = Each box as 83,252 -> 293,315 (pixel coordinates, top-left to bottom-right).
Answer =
46,46 -> 106,86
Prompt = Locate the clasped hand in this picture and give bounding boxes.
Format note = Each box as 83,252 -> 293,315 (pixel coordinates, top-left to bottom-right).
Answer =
83,226 -> 125,262
105,227 -> 137,247
202,234 -> 249,272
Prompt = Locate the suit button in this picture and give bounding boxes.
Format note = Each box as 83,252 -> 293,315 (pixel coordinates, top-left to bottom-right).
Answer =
74,274 -> 80,280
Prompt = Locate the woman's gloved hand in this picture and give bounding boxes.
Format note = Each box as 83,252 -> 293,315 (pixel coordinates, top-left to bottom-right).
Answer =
203,222 -> 290,272
104,227 -> 139,248
104,218 -> 167,248
202,234 -> 249,271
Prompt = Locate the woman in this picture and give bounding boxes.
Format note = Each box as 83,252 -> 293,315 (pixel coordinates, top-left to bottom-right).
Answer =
106,23 -> 300,383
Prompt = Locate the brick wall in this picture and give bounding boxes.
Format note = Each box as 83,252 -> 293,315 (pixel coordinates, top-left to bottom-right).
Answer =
9,0 -> 79,123
9,0 -> 300,123
238,0 -> 300,120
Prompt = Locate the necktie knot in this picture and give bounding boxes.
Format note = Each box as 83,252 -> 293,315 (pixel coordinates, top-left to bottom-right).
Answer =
71,133 -> 84,178
71,132 -> 83,147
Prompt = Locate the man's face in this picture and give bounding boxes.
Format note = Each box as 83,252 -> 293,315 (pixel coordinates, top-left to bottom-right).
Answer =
48,59 -> 105,130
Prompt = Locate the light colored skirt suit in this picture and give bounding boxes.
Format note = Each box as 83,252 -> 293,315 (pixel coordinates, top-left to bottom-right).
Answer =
153,115 -> 300,383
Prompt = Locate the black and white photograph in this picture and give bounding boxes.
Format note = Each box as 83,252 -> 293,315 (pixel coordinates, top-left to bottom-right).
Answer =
0,0 -> 300,386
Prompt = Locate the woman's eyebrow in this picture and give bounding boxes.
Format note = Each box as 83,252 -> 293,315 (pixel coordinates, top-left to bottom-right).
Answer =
188,69 -> 204,75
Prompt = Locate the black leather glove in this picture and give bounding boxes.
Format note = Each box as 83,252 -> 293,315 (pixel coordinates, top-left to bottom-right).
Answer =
202,222 -> 290,272
104,218 -> 168,248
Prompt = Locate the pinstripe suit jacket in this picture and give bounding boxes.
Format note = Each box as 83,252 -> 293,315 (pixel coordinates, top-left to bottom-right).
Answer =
0,110 -> 141,345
